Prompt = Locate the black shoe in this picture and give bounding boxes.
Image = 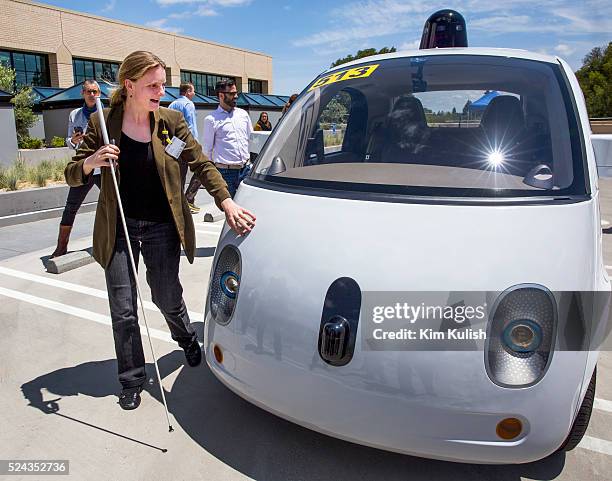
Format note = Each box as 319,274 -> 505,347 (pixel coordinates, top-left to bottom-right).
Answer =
118,386 -> 142,410
184,339 -> 202,367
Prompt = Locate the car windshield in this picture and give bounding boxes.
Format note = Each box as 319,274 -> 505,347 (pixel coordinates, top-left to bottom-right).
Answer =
252,54 -> 587,199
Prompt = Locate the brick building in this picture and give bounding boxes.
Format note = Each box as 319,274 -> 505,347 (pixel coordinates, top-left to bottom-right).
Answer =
0,0 -> 273,95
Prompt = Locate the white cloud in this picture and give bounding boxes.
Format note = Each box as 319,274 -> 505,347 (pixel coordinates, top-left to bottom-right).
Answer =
156,0 -> 251,5
156,0 -> 250,16
398,39 -> 420,51
145,18 -> 184,33
555,43 -> 576,56
195,6 -> 218,16
168,12 -> 189,19
100,0 -> 116,13
553,9 -> 612,34
292,0 -> 612,52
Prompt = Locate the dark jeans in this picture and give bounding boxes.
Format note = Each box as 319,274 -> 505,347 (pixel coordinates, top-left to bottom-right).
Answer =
105,218 -> 196,388
60,174 -> 101,226
184,163 -> 252,203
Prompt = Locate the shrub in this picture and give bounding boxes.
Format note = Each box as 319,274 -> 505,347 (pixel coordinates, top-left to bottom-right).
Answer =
13,158 -> 26,178
51,159 -> 68,181
0,158 -> 68,190
28,161 -> 53,187
4,168 -> 19,191
12,87 -> 36,145
50,136 -> 66,148
19,137 -> 45,149
34,170 -> 47,187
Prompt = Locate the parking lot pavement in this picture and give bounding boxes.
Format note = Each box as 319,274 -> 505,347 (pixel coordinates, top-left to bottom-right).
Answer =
2,189 -> 612,480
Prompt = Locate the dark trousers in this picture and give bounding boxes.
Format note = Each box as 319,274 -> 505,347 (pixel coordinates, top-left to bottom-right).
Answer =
105,218 -> 196,388
60,174 -> 101,226
184,163 -> 252,203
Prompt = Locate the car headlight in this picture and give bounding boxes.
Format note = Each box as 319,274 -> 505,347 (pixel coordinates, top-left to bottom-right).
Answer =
486,285 -> 556,387
502,319 -> 542,353
208,245 -> 241,325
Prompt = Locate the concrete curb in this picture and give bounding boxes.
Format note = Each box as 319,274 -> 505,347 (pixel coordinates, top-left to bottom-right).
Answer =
46,249 -> 95,274
0,202 -> 97,228
0,184 -> 98,227
18,147 -> 75,165
203,204 -> 224,222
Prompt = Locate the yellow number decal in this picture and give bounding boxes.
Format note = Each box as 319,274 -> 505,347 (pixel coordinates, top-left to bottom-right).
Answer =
308,64 -> 379,91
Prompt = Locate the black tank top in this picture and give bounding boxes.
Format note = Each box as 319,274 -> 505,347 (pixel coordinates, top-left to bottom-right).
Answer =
118,132 -> 173,223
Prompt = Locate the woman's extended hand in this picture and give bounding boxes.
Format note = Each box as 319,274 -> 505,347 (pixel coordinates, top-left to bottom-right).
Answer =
221,198 -> 256,235
83,144 -> 120,175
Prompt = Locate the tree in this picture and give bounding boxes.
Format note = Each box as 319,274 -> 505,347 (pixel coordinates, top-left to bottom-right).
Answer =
331,47 -> 397,68
576,42 -> 612,118
12,87 -> 36,144
0,63 -> 15,92
0,63 -> 37,146
319,92 -> 351,125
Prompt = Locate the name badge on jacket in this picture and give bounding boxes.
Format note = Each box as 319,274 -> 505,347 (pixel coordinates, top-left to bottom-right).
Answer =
165,136 -> 186,159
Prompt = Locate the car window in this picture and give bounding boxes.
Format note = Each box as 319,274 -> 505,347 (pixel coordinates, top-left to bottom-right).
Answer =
253,55 -> 586,199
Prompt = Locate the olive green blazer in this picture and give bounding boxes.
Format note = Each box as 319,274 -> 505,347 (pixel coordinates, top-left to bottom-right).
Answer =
65,103 -> 230,268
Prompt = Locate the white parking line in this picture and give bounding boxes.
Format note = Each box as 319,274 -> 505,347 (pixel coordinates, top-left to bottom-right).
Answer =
0,266 -> 203,322
195,221 -> 223,227
194,225 -> 223,234
594,398 -> 612,413
0,286 -> 173,344
579,435 -> 612,456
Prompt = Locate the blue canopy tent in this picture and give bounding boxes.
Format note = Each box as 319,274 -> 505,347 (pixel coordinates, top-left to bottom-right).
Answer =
468,90 -> 500,112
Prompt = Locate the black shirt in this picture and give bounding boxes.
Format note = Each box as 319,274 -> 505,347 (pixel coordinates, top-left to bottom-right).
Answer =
118,132 -> 173,223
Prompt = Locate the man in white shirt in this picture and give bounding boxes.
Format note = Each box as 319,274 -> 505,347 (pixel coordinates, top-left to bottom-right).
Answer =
199,79 -> 253,198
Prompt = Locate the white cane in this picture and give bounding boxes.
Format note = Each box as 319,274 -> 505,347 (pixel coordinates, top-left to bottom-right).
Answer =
95,97 -> 174,433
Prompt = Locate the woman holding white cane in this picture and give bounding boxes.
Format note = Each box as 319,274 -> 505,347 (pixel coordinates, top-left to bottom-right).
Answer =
65,51 -> 255,411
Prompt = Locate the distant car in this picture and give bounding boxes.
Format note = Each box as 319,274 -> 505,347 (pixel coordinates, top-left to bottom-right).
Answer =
205,48 -> 611,464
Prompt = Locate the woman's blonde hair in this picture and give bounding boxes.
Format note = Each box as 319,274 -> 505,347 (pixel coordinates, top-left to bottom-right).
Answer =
110,51 -> 166,106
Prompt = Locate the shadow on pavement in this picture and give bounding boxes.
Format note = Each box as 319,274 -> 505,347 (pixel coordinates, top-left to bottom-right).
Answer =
21,353 -> 566,481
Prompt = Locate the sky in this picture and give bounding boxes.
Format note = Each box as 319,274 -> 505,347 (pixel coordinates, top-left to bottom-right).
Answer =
41,0 -> 611,95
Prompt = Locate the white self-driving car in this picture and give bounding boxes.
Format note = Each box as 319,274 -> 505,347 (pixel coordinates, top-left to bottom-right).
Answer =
204,48 -> 611,464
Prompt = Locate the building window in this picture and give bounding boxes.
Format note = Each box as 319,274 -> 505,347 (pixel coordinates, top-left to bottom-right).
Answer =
0,49 -> 50,88
73,58 -> 119,84
248,79 -> 263,93
181,70 -> 236,97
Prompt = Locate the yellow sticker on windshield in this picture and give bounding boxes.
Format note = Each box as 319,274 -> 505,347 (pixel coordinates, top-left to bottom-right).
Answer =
308,64 -> 379,91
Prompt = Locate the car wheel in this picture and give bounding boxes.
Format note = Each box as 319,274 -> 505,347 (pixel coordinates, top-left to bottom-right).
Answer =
557,366 -> 596,452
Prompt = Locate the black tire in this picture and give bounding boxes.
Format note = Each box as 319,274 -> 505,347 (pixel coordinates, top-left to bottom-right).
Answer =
557,366 -> 597,452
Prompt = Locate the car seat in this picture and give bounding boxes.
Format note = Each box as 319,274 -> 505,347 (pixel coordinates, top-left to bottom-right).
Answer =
480,96 -> 525,148
373,96 -> 430,164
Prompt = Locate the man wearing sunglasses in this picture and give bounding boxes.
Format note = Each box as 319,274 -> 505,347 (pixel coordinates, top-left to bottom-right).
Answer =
197,79 -> 253,198
50,80 -> 102,258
